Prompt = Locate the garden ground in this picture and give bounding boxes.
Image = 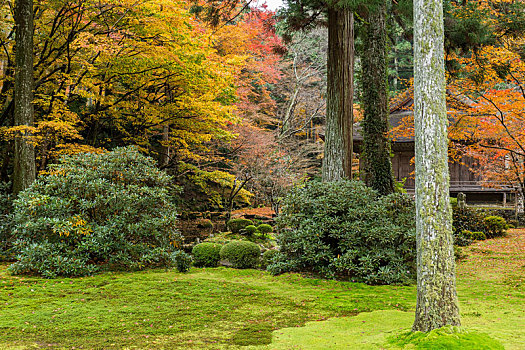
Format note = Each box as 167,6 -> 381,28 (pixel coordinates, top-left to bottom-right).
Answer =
0,230 -> 523,349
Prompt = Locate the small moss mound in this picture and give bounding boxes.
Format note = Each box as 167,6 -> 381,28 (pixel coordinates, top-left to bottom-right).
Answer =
388,326 -> 504,349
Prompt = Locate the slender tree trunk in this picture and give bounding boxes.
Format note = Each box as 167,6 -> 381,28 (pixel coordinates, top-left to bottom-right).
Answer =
322,8 -> 354,181
412,0 -> 461,332
13,0 -> 35,194
360,1 -> 394,195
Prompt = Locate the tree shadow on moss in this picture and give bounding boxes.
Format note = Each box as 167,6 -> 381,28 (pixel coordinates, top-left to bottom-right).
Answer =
230,323 -> 274,346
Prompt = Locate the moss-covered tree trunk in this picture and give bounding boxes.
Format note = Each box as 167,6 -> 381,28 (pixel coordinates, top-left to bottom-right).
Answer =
412,0 -> 461,332
13,0 -> 35,194
360,1 -> 394,195
322,8 -> 354,181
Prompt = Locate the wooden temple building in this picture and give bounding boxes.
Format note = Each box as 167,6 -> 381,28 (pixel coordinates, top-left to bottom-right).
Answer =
353,90 -> 516,207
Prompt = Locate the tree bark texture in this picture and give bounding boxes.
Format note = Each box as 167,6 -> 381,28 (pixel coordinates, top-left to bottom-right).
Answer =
13,0 -> 35,194
412,0 -> 461,332
322,8 -> 354,182
360,1 -> 394,195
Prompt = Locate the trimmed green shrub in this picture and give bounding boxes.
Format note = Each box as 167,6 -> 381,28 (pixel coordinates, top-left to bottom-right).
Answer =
244,225 -> 258,235
261,249 -> 279,269
453,207 -> 486,232
192,242 -> 222,267
456,230 -> 473,247
172,250 -> 192,273
269,180 -> 416,285
452,206 -> 487,244
227,218 -> 254,233
508,219 -> 519,228
8,147 -> 181,277
483,216 -> 507,238
470,231 -> 487,241
220,240 -> 261,269
257,224 -> 273,235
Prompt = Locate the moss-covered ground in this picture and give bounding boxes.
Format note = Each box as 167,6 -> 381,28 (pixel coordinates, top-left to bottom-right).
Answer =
0,229 -> 523,349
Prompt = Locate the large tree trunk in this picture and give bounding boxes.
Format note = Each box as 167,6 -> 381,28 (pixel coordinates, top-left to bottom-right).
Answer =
13,0 -> 35,194
360,1 -> 394,195
412,0 -> 461,332
322,8 -> 354,182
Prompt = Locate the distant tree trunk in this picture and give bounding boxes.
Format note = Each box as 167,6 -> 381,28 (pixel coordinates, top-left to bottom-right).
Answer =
412,0 -> 461,332
360,1 -> 394,195
322,8 -> 354,182
13,0 -> 35,194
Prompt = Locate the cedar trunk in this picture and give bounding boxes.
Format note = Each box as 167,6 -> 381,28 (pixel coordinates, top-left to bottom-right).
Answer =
322,8 -> 354,182
412,0 -> 461,332
360,1 -> 394,195
13,0 -> 35,194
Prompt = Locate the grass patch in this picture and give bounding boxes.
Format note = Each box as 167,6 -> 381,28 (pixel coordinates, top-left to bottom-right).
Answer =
0,229 -> 524,349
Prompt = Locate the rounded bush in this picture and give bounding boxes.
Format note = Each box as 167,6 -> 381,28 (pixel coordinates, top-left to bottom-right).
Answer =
261,249 -> 278,268
227,218 -> 254,233
269,180 -> 416,285
483,216 -> 507,238
8,147 -> 181,277
257,224 -> 273,234
244,225 -> 258,235
172,250 -> 192,273
470,231 -> 487,241
220,240 -> 261,269
192,242 -> 222,267
456,230 -> 473,247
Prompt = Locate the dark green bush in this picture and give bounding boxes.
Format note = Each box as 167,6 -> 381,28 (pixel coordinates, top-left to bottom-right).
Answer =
0,182 -> 14,261
192,242 -> 222,267
244,225 -> 258,235
454,246 -> 467,261
220,240 -> 261,269
456,230 -> 473,247
8,147 -> 181,277
269,180 -> 416,285
483,216 -> 506,238
452,207 -> 487,244
227,218 -> 254,233
507,219 -> 519,228
172,250 -> 192,273
261,249 -> 278,269
470,231 -> 487,241
196,219 -> 213,230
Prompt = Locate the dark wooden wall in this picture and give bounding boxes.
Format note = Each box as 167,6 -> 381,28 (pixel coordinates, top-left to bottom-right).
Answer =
391,150 -> 482,192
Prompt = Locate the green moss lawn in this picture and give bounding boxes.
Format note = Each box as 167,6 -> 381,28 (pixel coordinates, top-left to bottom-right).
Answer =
1,230 -> 523,349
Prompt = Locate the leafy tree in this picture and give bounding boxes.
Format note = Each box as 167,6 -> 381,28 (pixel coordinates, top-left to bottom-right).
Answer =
412,0 -> 461,332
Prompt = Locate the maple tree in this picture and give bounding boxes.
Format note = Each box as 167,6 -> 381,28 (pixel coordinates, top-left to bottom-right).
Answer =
0,0 -> 288,210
